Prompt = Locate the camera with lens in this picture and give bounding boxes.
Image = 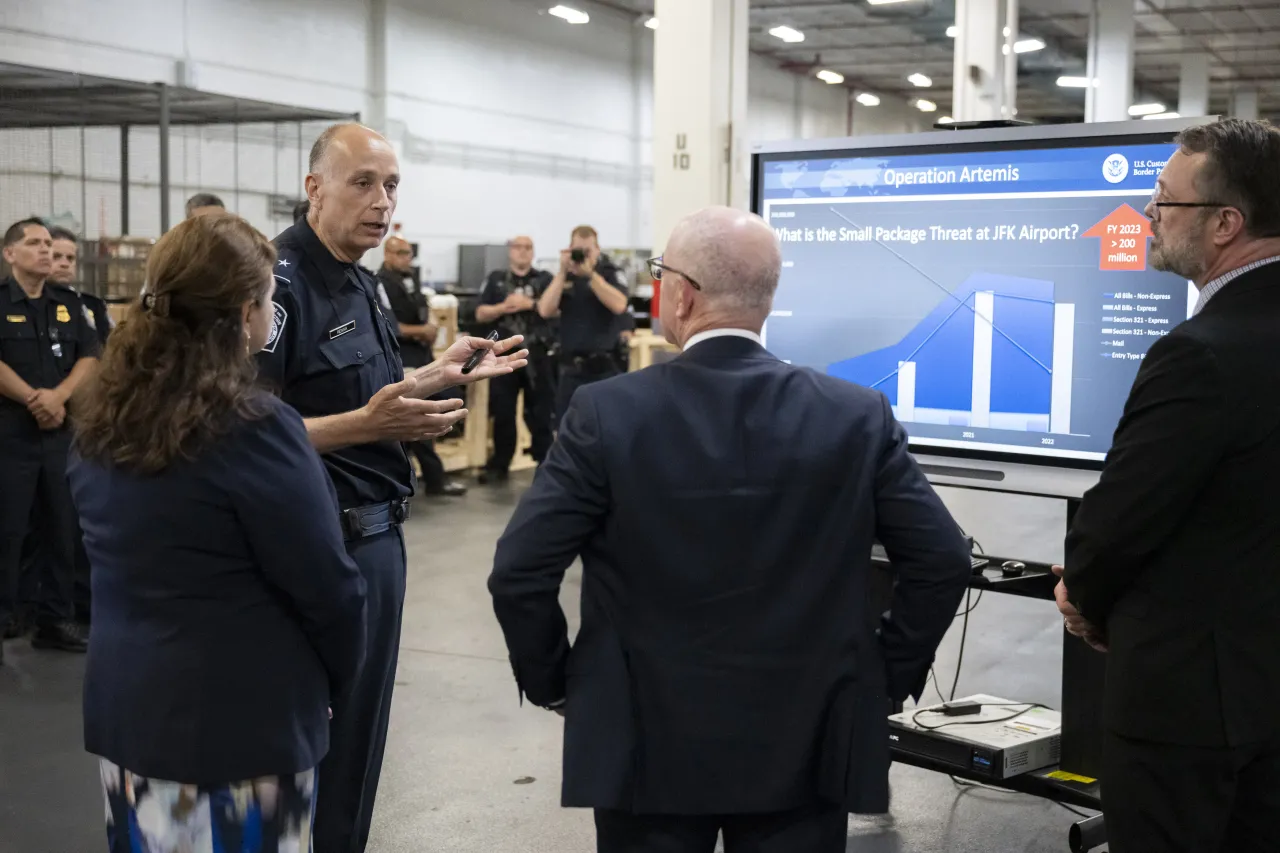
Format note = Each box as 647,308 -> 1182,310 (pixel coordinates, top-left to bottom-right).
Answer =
571,248 -> 587,264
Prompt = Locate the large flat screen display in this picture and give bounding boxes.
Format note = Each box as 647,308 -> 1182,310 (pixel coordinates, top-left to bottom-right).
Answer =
752,125 -> 1199,468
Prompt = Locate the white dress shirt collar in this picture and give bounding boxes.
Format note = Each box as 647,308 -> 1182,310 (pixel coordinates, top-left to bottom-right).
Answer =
682,327 -> 764,351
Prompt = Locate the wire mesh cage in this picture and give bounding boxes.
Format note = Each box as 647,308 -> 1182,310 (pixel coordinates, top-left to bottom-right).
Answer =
0,62 -> 353,299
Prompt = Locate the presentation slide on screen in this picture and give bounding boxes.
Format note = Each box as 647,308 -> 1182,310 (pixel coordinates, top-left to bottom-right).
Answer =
759,142 -> 1193,461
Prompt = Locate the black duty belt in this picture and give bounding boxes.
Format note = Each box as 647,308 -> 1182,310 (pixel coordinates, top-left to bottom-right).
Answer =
341,498 -> 410,541
565,353 -> 615,372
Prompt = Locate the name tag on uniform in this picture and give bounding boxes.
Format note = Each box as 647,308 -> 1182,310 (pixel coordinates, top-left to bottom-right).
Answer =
329,321 -> 356,340
56,305 -> 71,323
6,315 -> 24,323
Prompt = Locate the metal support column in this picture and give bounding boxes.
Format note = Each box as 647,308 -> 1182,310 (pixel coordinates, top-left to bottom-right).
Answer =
120,125 -> 130,235
159,83 -> 171,232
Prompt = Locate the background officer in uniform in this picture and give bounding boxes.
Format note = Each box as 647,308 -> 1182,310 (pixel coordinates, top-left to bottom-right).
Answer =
376,234 -> 466,497
537,224 -> 629,429
13,226 -> 111,632
475,235 -> 554,482
0,218 -> 98,663
258,123 -> 526,853
49,226 -> 113,350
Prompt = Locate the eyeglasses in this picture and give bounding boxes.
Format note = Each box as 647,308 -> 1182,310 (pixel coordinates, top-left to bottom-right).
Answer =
646,256 -> 702,291
1148,189 -> 1234,220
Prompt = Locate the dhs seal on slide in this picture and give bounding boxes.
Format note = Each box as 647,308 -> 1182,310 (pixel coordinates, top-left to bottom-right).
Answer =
1102,153 -> 1129,184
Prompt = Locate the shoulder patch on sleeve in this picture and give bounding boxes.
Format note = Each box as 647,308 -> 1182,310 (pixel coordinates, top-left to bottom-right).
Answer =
263,301 -> 288,353
376,281 -> 393,311
82,304 -> 97,330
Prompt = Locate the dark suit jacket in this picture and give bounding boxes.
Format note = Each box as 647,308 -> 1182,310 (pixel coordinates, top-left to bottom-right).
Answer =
489,335 -> 970,815
1065,261 -> 1280,748
69,395 -> 368,784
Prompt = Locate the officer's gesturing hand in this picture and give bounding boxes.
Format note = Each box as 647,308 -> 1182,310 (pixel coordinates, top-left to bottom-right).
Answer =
407,334 -> 529,399
361,375 -> 468,441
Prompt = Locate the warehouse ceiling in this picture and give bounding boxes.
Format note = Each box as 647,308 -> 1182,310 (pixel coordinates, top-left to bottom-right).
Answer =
595,0 -> 1280,123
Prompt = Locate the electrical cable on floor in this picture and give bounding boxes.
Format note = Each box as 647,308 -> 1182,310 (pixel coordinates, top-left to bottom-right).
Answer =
949,588 -> 973,701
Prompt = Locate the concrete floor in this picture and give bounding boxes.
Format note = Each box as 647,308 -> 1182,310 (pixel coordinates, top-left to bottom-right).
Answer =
0,475 -> 1100,853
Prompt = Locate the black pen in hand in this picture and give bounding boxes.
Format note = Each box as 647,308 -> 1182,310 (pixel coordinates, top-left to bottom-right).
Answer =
461,330 -> 501,375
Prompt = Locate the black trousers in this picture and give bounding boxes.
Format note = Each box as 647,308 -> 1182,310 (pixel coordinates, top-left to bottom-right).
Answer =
18,516 -> 91,624
555,361 -> 620,431
0,428 -> 76,629
406,440 -> 446,492
594,803 -> 848,853
1103,730 -> 1280,853
488,356 -> 553,472
313,526 -> 406,853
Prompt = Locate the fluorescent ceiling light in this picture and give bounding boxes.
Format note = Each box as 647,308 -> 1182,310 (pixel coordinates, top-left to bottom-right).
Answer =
866,0 -> 918,4
915,99 -> 937,112
644,16 -> 658,29
769,25 -> 805,43
1143,111 -> 1181,120
1128,102 -> 1166,116
816,69 -> 845,85
946,25 -> 957,37
1014,38 -> 1045,53
938,116 -> 954,124
548,5 -> 589,24
856,92 -> 881,106
908,73 -> 932,87
1057,76 -> 1095,88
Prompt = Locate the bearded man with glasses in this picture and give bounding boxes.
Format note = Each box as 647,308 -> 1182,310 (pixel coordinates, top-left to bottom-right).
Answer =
1055,118 -> 1280,853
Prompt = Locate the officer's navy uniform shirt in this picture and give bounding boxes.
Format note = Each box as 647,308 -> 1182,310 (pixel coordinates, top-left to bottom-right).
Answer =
0,277 -> 98,437
257,219 -> 412,509
480,268 -> 553,343
375,266 -> 432,369
559,255 -> 627,357
78,290 -> 114,349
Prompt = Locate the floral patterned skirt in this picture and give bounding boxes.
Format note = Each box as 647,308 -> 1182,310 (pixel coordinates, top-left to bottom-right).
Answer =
99,758 -> 316,853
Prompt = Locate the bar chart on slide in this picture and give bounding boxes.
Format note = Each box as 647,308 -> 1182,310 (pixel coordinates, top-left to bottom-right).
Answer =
828,273 -> 1079,436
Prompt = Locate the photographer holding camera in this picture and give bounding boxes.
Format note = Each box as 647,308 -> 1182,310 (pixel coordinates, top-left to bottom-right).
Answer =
537,225 -> 628,429
475,236 -> 555,483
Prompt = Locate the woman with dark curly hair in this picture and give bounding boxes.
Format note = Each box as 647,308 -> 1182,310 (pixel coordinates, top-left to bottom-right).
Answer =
69,212 -> 367,852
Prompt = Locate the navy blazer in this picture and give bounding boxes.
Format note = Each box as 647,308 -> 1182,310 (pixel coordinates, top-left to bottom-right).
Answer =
70,394 -> 367,784
489,335 -> 970,816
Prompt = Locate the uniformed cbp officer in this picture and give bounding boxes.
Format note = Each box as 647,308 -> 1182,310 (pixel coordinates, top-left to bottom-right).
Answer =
258,123 -> 527,853
376,234 -> 466,497
475,235 -> 554,482
22,227 -> 113,629
0,219 -> 98,664
49,226 -> 113,350
536,224 -> 630,429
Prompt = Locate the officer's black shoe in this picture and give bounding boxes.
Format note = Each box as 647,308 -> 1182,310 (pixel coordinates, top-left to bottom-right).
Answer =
477,467 -> 510,485
0,639 -> 5,667
31,622 -> 88,653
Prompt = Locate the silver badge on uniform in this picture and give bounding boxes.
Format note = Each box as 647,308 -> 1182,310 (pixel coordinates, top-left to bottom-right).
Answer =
263,302 -> 287,353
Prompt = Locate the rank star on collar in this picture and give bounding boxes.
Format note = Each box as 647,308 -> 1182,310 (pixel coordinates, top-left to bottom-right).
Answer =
277,259 -> 291,268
